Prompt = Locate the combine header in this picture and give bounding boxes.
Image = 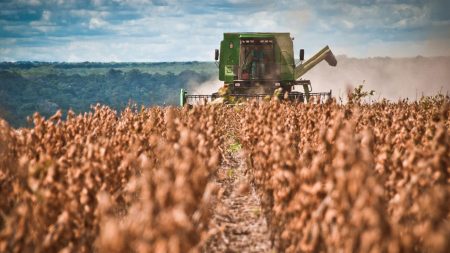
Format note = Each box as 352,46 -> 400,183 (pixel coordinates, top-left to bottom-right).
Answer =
180,32 -> 337,106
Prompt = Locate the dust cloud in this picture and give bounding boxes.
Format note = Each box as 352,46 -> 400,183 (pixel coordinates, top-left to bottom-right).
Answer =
189,76 -> 221,95
187,56 -> 450,101
302,56 -> 450,101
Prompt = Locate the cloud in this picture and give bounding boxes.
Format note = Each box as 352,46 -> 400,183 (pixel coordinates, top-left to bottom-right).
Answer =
17,0 -> 42,6
92,0 -> 104,6
41,9 -> 50,21
88,17 -> 108,29
0,0 -> 449,61
29,10 -> 56,32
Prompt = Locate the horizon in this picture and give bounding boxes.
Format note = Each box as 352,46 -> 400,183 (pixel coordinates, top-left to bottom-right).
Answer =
2,54 -> 450,64
1,0 -> 449,62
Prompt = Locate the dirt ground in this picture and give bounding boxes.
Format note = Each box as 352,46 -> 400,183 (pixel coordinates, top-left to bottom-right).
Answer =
203,150 -> 273,253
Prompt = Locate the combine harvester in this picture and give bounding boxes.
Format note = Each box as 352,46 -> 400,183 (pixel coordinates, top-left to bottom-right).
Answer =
180,32 -> 337,105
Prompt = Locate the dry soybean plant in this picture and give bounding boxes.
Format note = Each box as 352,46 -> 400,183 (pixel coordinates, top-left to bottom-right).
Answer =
240,96 -> 449,253
0,105 -> 227,253
0,95 -> 449,253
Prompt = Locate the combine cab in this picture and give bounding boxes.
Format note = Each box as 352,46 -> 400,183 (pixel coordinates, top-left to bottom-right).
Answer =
180,32 -> 337,106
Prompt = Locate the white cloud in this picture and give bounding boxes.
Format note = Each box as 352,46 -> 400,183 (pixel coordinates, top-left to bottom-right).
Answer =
89,17 -> 108,29
1,0 -> 449,61
16,0 -> 41,6
342,20 -> 355,30
91,0 -> 103,6
0,38 -> 18,46
41,10 -> 51,21
30,10 -> 55,32
70,9 -> 109,18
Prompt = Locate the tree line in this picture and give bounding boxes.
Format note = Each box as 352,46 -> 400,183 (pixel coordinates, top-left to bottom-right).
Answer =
0,64 -> 215,127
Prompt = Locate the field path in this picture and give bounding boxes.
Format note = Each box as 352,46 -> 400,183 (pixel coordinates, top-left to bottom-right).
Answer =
204,150 -> 273,253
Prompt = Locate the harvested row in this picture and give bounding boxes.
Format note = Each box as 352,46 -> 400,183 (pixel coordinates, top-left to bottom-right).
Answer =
0,105 -> 228,253
240,97 -> 449,253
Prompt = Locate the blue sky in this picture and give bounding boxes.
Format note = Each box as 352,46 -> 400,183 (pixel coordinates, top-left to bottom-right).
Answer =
0,0 -> 449,62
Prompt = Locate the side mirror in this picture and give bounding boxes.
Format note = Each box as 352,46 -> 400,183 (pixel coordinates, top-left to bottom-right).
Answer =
215,49 -> 219,61
300,49 -> 305,61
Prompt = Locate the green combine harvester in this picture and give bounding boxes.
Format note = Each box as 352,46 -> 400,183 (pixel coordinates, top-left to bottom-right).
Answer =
180,32 -> 337,106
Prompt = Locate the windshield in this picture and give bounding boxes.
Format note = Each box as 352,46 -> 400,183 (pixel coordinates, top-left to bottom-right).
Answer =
239,39 -> 277,80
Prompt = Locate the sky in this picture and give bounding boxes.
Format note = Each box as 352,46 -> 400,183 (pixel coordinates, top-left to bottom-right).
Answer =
0,0 -> 449,62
